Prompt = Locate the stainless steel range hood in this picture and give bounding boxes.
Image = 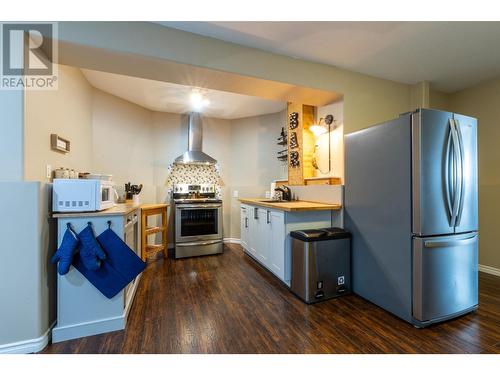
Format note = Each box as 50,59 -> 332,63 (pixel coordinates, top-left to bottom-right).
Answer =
174,112 -> 217,165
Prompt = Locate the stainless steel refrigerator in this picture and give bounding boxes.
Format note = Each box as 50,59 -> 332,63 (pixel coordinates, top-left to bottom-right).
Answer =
345,108 -> 478,327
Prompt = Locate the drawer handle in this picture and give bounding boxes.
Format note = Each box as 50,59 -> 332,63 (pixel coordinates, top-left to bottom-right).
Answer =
424,235 -> 477,248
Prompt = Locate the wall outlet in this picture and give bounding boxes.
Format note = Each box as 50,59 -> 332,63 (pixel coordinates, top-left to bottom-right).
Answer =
233,190 -> 239,198
46,165 -> 52,179
265,191 -> 270,198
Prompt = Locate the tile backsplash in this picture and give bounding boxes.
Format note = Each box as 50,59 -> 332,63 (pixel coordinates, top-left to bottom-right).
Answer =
165,163 -> 224,196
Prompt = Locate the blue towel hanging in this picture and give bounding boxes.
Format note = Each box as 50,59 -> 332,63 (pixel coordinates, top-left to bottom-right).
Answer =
77,223 -> 107,271
97,221 -> 146,286
72,221 -> 146,299
51,223 -> 79,275
72,250 -> 128,299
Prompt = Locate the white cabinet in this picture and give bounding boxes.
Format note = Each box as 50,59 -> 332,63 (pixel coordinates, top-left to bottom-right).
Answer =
240,204 -> 286,283
240,205 -> 249,251
269,210 -> 285,280
240,203 -> 333,286
248,206 -> 259,258
257,208 -> 271,264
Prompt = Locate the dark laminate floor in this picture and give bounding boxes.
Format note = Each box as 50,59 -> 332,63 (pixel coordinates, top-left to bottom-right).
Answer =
42,244 -> 500,354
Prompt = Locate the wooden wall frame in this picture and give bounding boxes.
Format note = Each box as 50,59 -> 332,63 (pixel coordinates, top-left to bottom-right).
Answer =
286,103 -> 316,186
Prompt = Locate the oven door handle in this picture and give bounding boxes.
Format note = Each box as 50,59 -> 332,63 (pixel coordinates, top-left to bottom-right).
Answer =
176,204 -> 221,209
176,240 -> 222,247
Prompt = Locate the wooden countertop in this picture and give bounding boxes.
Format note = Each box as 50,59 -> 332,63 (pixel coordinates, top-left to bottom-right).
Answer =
239,198 -> 341,212
52,202 -> 170,218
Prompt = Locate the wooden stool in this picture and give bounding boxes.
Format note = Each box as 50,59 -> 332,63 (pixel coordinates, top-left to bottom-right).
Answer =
140,204 -> 169,261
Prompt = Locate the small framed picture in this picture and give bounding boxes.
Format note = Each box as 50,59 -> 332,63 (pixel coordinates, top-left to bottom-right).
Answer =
51,134 -> 70,153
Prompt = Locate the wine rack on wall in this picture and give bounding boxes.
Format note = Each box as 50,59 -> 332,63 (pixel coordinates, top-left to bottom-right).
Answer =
286,102 -> 316,186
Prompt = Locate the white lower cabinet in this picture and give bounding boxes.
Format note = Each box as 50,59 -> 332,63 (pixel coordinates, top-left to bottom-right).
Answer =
240,203 -> 333,286
241,204 -> 286,283
248,206 -> 259,258
240,206 -> 249,250
257,208 -> 271,264
269,210 -> 285,280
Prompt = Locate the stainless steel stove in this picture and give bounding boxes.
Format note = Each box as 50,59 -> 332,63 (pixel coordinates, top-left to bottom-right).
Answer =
172,184 -> 223,258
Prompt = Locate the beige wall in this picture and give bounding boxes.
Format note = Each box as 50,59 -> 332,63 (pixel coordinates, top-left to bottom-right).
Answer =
91,90 -> 156,204
448,78 -> 500,269
429,89 -> 450,111
24,65 -> 94,181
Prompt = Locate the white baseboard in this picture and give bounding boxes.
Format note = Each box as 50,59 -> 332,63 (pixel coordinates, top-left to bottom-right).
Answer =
52,315 -> 125,344
479,264 -> 500,277
0,322 -> 54,354
223,237 -> 241,244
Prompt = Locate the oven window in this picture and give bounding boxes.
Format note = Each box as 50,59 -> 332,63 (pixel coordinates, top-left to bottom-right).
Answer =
180,208 -> 218,237
102,187 -> 110,202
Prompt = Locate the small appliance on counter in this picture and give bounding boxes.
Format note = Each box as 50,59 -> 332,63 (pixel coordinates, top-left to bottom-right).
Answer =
290,228 -> 351,304
52,178 -> 116,212
172,183 -> 223,258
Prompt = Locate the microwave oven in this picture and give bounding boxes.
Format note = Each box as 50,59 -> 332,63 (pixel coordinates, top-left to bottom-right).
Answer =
52,179 -> 116,212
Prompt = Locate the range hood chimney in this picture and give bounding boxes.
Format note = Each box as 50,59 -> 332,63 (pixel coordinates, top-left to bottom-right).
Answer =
174,112 -> 217,165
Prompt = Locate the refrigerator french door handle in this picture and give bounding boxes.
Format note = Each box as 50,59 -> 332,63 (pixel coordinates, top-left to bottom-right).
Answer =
449,119 -> 461,227
424,234 -> 477,248
444,126 -> 453,226
455,119 -> 466,227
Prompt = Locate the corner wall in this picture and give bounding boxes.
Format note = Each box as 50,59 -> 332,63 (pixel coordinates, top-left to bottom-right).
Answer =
228,110 -> 286,239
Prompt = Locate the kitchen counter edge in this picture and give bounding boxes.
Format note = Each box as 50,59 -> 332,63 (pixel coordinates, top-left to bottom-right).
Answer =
52,202 -> 169,218
238,198 -> 341,212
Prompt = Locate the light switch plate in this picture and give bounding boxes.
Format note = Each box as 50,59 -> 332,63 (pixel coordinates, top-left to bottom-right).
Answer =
46,165 -> 52,179
233,190 -> 239,198
265,191 -> 270,198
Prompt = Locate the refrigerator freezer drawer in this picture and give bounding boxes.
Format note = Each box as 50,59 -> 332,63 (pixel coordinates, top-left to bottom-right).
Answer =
412,233 -> 478,323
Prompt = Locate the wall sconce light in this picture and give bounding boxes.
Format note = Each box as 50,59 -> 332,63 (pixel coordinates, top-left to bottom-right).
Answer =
310,114 -> 336,137
311,114 -> 336,174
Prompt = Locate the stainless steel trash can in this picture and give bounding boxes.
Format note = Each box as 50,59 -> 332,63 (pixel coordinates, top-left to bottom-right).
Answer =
290,227 -> 351,303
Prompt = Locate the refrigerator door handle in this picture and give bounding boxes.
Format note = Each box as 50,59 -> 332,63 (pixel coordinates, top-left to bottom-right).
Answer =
444,125 -> 454,223
424,234 -> 477,248
449,119 -> 461,227
455,119 -> 466,227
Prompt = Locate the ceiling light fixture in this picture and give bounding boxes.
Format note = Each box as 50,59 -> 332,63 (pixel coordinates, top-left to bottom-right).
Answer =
190,89 -> 210,111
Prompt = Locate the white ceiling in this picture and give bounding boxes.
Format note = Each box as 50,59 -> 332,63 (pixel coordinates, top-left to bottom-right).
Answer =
81,69 -> 286,119
158,21 -> 500,93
